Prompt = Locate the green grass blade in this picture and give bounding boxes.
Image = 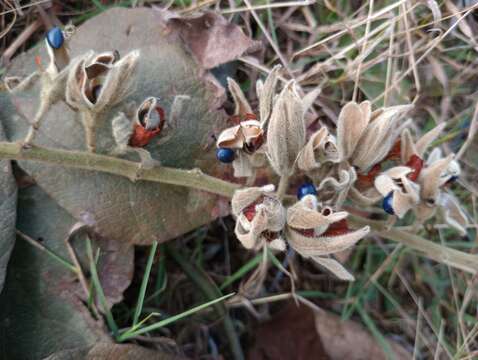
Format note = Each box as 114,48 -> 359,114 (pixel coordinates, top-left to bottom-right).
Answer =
219,252 -> 263,290
117,293 -> 234,342
85,237 -> 119,337
133,241 -> 158,326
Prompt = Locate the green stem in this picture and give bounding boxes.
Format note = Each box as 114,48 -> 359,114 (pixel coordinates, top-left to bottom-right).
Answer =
166,244 -> 245,360
0,141 -> 239,198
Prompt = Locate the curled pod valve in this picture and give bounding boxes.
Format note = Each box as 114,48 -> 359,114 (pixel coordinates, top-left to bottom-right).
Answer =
129,97 -> 166,147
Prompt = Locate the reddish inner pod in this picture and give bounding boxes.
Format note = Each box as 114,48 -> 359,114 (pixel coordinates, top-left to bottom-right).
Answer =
405,154 -> 424,181
242,199 -> 262,222
322,219 -> 350,237
356,163 -> 382,188
129,106 -> 166,147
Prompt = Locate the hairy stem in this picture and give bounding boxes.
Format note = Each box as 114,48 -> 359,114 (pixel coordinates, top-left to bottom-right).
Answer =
276,174 -> 289,200
0,141 -> 239,197
2,141 -> 477,274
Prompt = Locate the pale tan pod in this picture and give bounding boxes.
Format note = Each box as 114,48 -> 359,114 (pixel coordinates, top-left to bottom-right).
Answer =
231,185 -> 274,216
94,50 -> 139,112
400,128 -> 417,163
437,192 -> 468,235
297,127 -> 329,171
391,187 -> 418,218
287,197 -> 348,230
216,125 -> 244,149
259,197 -> 287,232
336,101 -> 370,160
286,225 -> 370,256
419,154 -> 454,205
415,122 -> 446,157
352,104 -> 412,171
234,208 -> 269,249
66,54 -> 92,111
227,77 -> 253,116
311,256 -> 355,281
257,65 -> 281,126
318,168 -> 355,191
266,82 -> 305,176
240,120 -> 263,144
374,174 -> 399,197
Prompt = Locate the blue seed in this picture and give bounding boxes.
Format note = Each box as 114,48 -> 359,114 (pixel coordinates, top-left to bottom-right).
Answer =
297,182 -> 317,200
382,192 -> 395,215
447,175 -> 459,184
46,27 -> 64,49
216,148 -> 235,163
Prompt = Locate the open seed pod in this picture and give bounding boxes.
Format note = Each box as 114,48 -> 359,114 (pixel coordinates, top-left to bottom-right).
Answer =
231,185 -> 286,250
285,195 -> 369,280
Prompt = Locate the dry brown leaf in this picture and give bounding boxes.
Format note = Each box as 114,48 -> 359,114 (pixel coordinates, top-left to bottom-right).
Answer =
43,342 -> 187,360
249,303 -> 330,360
159,10 -> 262,70
315,311 -> 411,360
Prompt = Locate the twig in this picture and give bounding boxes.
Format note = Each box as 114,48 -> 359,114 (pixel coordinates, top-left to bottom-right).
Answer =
0,142 -> 239,198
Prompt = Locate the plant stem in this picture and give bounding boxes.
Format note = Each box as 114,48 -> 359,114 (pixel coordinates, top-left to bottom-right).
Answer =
349,215 -> 478,275
3,141 -> 478,275
0,141 -> 239,198
276,174 -> 289,200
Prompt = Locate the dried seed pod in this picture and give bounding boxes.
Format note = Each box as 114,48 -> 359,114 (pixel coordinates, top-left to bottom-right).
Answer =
66,50 -> 138,113
231,185 -> 286,250
66,49 -> 140,152
419,153 -> 459,206
216,119 -> 264,177
297,127 -> 339,171
129,97 -> 166,147
285,195 -> 369,280
227,77 -> 253,119
352,104 -> 412,171
336,101 -> 371,161
374,166 -> 420,218
266,82 -> 305,176
256,65 -> 281,127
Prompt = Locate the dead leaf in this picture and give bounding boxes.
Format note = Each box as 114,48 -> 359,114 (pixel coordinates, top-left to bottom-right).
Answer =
43,342 -> 187,360
249,303 -> 330,360
0,186 -> 104,360
0,118 -> 17,292
315,310 -> 411,360
159,10 -> 262,70
3,8 -> 241,246
0,185 -> 135,359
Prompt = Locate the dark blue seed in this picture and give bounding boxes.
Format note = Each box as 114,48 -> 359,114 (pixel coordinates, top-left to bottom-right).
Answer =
447,175 -> 459,184
297,182 -> 317,200
382,192 -> 395,215
216,148 -> 235,163
46,27 -> 64,49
